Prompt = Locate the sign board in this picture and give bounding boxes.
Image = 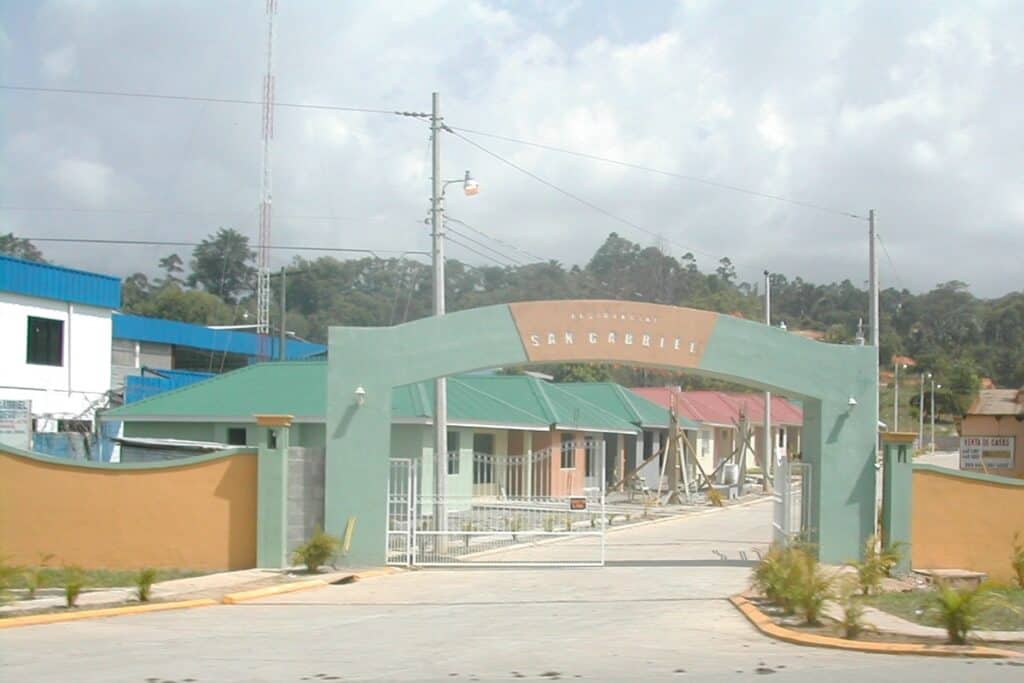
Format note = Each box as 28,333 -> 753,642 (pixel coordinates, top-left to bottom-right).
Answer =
0,399 -> 32,450
960,436 -> 1015,470
569,497 -> 587,511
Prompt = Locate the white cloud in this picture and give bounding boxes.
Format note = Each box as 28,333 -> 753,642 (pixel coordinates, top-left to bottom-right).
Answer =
1,1 -> 1022,295
51,159 -> 113,206
41,45 -> 77,80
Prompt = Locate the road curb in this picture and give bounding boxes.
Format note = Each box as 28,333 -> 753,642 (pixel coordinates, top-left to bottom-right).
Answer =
221,578 -> 328,604
729,594 -> 1021,658
0,598 -> 218,629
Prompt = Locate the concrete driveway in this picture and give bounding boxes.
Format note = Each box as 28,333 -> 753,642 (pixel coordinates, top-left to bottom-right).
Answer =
2,499 -> 1020,681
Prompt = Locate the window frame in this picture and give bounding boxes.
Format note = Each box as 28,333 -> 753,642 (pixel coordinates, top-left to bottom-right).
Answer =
226,427 -> 247,446
26,316 -> 64,367
447,430 -> 460,475
560,433 -> 576,469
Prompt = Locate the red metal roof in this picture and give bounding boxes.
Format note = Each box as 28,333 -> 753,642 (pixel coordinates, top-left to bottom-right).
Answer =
630,388 -> 803,427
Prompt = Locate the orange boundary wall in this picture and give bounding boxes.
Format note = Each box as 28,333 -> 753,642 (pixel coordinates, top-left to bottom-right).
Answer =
912,464 -> 1024,584
0,447 -> 257,570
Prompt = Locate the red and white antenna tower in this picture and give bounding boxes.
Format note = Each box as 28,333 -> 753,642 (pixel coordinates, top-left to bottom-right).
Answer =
256,0 -> 277,358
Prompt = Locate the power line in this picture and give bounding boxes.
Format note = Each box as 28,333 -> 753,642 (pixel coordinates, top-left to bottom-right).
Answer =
0,204 -> 394,224
444,223 -> 522,266
0,84 -> 427,118
447,128 -> 722,262
21,236 -> 429,257
448,125 -> 866,221
445,235 -> 512,267
444,215 -> 547,264
876,232 -> 908,292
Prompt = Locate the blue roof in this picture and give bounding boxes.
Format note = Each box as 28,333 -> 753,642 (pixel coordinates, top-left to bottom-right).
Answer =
0,254 -> 121,309
113,313 -> 325,359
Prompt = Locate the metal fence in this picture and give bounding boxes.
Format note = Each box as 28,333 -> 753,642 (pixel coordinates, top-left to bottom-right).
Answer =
772,460 -> 812,546
387,440 -> 606,567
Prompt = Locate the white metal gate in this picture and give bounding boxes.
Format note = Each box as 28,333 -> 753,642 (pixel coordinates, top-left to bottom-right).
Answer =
386,440 -> 606,567
772,460 -> 812,546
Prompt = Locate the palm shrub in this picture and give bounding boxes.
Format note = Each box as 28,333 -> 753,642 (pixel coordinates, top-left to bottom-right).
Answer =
834,580 -> 873,639
136,568 -> 157,602
1012,532 -> 1024,589
291,528 -> 341,573
928,581 -> 995,645
64,566 -> 84,608
0,555 -> 20,604
787,549 -> 836,625
852,535 -> 905,596
22,552 -> 55,600
751,545 -> 790,606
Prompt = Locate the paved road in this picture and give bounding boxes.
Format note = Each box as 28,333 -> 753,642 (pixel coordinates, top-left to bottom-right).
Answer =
2,500 -> 1020,682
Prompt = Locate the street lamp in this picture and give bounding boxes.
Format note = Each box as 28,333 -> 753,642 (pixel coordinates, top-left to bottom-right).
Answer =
893,362 -> 907,432
919,371 -> 931,450
930,378 -> 942,452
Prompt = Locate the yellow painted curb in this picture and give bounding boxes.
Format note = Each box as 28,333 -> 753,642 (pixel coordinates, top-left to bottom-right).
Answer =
0,598 -> 218,629
351,567 -> 400,580
221,578 -> 327,604
729,595 -> 1021,659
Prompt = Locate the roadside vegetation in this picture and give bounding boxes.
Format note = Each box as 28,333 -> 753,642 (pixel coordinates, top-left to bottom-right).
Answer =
3,567 -> 204,592
865,585 -> 1024,635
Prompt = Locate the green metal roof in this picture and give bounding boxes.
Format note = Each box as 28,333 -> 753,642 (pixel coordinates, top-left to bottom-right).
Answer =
555,382 -> 698,430
104,361 -> 327,420
104,363 -> 642,435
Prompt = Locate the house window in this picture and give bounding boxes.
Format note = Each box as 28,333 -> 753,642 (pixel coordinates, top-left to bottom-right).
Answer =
560,433 -> 576,469
472,433 -> 495,484
584,435 -> 598,477
57,420 -> 91,433
447,430 -> 460,475
227,428 -> 247,446
26,316 -> 63,366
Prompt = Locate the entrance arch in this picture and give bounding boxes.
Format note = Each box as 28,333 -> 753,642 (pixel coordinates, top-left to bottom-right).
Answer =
326,300 -> 878,565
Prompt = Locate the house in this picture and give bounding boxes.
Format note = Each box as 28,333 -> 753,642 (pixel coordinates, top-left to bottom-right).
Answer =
630,388 -> 803,475
0,255 -> 121,448
960,387 -> 1023,478
100,363 -> 676,497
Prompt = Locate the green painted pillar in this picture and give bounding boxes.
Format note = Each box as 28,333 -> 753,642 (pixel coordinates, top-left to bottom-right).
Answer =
881,432 -> 915,575
256,414 -> 292,569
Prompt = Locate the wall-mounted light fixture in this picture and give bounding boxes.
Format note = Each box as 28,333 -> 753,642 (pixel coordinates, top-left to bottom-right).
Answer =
848,396 -> 858,408
354,386 -> 367,407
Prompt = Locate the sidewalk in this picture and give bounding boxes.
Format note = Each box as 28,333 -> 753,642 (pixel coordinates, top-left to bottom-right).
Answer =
823,600 -> 1024,644
0,566 -> 362,616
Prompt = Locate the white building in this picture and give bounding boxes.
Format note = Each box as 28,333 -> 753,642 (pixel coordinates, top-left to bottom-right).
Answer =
0,254 -> 121,435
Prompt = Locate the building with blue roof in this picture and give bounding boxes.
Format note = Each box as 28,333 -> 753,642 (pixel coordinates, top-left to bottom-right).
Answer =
0,255 -> 122,450
0,253 -> 326,459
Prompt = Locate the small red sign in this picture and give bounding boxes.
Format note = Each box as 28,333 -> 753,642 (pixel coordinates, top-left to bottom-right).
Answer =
569,497 -> 587,511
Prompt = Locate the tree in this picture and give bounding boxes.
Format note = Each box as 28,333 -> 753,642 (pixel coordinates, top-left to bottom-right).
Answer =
157,253 -> 186,288
550,363 -> 614,383
187,228 -> 256,303
0,233 -> 46,262
126,286 -> 237,326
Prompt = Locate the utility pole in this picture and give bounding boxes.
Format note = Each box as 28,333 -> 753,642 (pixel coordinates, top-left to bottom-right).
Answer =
869,209 -> 879,447
893,362 -> 900,431
430,91 -> 448,535
919,372 -> 929,450
278,266 -> 286,361
930,378 -> 940,452
763,269 -> 773,494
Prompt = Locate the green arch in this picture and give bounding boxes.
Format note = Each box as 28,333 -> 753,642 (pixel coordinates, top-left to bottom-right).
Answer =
326,301 -> 877,565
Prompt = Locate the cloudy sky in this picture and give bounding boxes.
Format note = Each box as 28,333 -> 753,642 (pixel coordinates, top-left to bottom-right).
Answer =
1,0 -> 1021,296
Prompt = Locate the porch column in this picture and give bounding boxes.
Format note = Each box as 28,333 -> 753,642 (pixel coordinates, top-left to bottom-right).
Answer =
255,413 -> 293,569
881,431 -> 915,575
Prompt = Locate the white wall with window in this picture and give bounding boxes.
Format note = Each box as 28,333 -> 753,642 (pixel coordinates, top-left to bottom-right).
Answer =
0,291 -> 114,431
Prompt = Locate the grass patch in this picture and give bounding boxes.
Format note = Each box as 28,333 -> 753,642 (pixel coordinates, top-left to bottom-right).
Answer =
6,568 -> 207,591
866,587 -> 1024,632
